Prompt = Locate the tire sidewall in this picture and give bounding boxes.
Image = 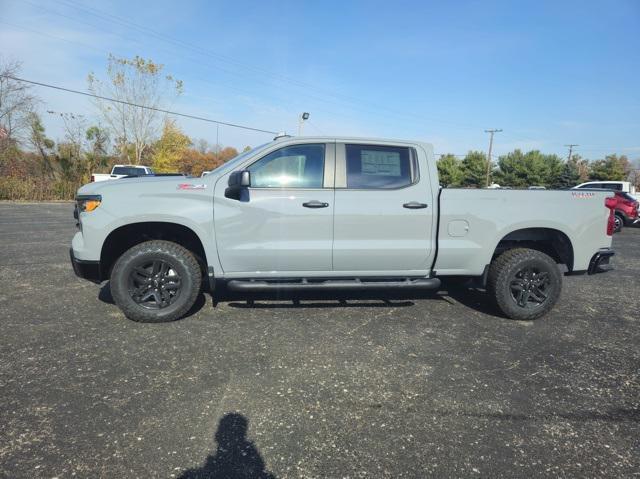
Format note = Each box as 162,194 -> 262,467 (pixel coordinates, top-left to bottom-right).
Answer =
111,243 -> 200,322
494,253 -> 562,321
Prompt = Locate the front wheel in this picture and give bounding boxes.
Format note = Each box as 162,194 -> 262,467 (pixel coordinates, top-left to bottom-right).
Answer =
110,240 -> 202,322
487,248 -> 562,320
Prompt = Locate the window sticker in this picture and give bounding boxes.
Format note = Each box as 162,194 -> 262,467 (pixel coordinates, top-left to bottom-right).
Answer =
361,150 -> 401,176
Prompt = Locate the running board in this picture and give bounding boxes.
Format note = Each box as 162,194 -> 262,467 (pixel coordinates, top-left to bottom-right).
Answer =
226,278 -> 441,292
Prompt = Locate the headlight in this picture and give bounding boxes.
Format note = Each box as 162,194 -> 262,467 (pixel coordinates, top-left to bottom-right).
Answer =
76,194 -> 102,213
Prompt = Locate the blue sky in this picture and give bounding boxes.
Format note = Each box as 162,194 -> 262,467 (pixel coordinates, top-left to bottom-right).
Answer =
2,0 -> 639,160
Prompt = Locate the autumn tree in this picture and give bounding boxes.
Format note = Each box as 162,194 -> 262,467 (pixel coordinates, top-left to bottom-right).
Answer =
437,154 -> 463,187
152,119 -> 191,172
88,54 -> 183,164
570,154 -> 590,183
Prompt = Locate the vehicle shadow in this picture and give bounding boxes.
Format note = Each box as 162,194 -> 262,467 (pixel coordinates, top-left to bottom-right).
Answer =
98,280 -> 504,319
215,285 -> 441,310
98,281 -> 207,320
178,412 -> 276,479
441,284 -> 507,319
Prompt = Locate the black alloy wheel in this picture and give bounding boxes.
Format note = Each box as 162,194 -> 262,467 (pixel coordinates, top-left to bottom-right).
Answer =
128,259 -> 182,309
487,248 -> 562,320
110,240 -> 202,323
509,267 -> 552,309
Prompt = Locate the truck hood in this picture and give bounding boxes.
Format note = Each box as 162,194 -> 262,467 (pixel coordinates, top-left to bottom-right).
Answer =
77,175 -> 204,196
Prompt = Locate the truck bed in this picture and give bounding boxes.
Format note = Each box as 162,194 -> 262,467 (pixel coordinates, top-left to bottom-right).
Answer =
435,188 -> 613,275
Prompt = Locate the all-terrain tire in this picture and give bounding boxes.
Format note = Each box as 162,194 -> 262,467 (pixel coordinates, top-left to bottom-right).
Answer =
110,240 -> 202,323
487,248 -> 562,320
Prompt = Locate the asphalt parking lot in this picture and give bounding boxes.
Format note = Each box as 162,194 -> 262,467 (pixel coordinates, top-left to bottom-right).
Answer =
0,202 -> 638,478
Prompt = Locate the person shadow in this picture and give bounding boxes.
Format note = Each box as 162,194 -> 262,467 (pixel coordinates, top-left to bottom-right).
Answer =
178,413 -> 275,479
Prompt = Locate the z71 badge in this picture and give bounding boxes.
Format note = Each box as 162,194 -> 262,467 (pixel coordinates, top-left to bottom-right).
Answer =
177,183 -> 207,190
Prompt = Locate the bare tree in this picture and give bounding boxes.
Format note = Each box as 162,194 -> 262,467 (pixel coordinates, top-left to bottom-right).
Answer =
27,112 -> 55,179
87,54 -> 183,164
0,58 -> 38,146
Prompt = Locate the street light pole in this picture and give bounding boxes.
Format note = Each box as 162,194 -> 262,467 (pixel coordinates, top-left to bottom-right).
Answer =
484,129 -> 502,187
298,112 -> 310,136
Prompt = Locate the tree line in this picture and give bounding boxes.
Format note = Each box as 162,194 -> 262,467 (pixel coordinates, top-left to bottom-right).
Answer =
0,55 -> 247,200
438,149 -> 636,189
1,54 -> 638,200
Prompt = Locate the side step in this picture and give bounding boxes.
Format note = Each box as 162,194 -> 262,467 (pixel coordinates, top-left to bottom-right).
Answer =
226,278 -> 441,292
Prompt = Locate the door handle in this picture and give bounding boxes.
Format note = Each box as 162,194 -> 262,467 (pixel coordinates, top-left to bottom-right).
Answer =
303,200 -> 329,208
403,202 -> 428,209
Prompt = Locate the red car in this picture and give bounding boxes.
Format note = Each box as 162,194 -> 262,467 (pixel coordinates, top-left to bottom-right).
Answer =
612,191 -> 639,232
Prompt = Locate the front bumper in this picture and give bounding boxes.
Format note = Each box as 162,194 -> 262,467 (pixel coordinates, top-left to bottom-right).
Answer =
70,248 -> 102,283
587,248 -> 615,275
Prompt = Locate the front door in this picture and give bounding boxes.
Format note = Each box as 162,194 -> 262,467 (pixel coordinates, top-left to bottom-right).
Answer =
332,142 -> 435,274
214,142 -> 335,274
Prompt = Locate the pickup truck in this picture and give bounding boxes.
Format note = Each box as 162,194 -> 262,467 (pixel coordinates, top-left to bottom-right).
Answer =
70,136 -> 616,323
91,165 -> 154,182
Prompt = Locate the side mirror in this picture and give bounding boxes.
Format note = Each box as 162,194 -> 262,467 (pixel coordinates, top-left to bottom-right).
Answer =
225,170 -> 251,200
227,170 -> 251,187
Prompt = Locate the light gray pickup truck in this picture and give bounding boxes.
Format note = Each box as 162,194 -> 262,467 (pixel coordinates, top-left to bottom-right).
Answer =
70,136 -> 616,322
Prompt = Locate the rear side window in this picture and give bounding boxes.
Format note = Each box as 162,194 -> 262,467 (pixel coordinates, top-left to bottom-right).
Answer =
249,144 -> 325,188
345,144 -> 416,189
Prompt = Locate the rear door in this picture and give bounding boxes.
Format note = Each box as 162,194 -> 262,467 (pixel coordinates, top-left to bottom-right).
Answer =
213,142 -> 335,274
332,142 -> 435,274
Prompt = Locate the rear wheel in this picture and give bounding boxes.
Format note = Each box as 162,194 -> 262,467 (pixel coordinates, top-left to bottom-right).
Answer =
487,248 -> 562,320
614,213 -> 624,233
110,240 -> 202,322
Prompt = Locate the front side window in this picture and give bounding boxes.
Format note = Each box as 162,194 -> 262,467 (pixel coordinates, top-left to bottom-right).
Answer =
345,144 -> 416,189
248,144 -> 325,188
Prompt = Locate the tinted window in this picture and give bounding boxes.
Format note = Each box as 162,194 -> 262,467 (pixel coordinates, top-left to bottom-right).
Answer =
249,144 -> 325,188
621,192 -> 637,202
112,167 -> 149,176
345,144 -> 415,189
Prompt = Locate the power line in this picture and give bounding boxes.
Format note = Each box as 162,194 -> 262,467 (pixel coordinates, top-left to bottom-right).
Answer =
1,75 -> 278,135
23,0 -> 495,134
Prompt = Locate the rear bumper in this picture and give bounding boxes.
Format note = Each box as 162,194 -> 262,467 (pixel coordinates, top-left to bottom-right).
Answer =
587,248 -> 615,275
70,248 -> 102,283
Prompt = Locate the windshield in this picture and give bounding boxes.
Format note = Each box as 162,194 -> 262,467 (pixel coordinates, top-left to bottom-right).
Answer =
209,142 -> 272,176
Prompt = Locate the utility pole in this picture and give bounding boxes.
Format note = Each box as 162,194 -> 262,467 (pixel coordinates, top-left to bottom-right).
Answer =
565,144 -> 578,162
484,129 -> 502,187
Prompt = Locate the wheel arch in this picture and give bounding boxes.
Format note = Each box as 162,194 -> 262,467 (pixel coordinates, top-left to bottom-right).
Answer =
493,227 -> 575,272
100,221 -> 208,281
